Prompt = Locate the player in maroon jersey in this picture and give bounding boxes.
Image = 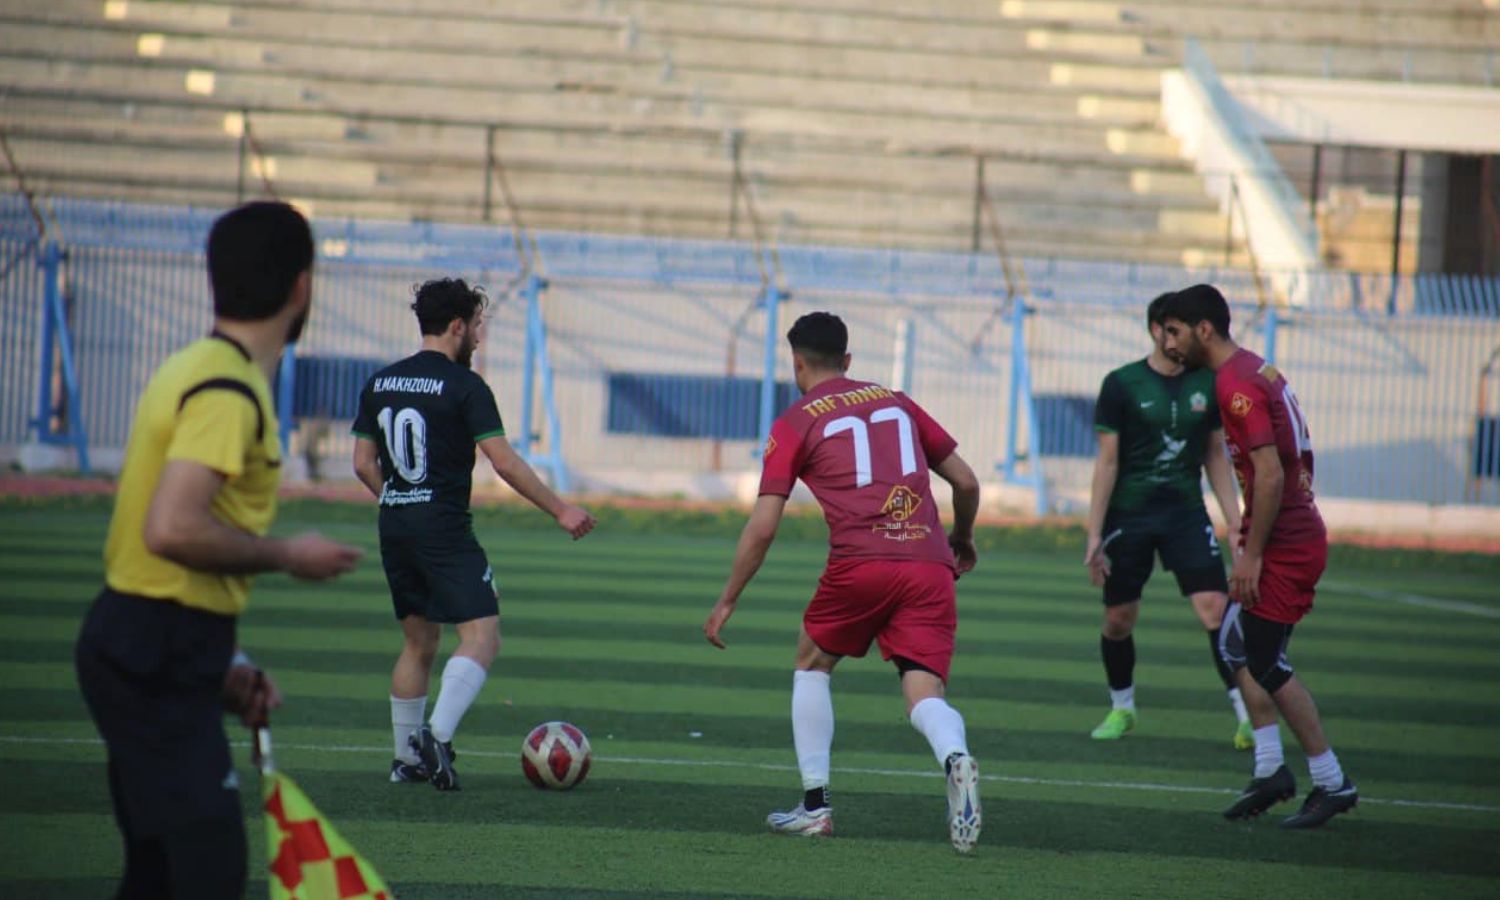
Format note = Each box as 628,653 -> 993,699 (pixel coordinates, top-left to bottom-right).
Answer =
702,311 -> 984,853
1161,285 -> 1358,829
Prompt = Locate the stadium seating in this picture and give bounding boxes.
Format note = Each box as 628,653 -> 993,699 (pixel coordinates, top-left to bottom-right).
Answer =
0,0 -> 1492,263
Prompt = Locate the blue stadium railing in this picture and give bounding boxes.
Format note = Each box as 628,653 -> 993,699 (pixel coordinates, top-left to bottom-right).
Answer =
3,195 -> 1497,507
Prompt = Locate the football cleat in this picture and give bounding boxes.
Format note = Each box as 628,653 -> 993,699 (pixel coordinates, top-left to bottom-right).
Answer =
389,759 -> 430,784
1089,708 -> 1137,740
411,725 -> 460,792
945,753 -> 982,854
1223,764 -> 1296,820
1233,720 -> 1256,751
766,803 -> 834,837
1279,778 -> 1359,829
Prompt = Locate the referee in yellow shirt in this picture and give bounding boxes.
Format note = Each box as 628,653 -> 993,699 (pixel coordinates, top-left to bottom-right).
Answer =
74,202 -> 362,899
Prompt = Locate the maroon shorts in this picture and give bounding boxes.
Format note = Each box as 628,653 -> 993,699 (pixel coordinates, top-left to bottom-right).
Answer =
803,558 -> 958,681
1250,538 -> 1328,625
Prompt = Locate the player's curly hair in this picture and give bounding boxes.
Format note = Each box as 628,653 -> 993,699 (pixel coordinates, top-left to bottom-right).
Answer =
412,278 -> 487,336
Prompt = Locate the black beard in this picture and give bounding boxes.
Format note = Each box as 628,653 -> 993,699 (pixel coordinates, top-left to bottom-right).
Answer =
456,342 -> 475,369
285,309 -> 308,343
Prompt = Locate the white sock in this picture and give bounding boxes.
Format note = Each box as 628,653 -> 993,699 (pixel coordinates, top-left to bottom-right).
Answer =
429,656 -> 488,743
391,694 -> 426,764
1109,687 -> 1135,711
791,670 -> 834,790
1307,749 -> 1345,791
909,697 -> 969,766
1227,688 -> 1249,724
1253,724 -> 1284,778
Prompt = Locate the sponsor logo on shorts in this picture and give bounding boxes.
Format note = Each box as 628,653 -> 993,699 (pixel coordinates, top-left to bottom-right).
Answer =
1190,391 -> 1207,413
1230,392 -> 1254,418
222,769 -> 240,791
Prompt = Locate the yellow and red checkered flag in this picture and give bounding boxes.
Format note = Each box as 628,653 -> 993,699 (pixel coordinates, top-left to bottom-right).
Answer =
257,729 -> 395,900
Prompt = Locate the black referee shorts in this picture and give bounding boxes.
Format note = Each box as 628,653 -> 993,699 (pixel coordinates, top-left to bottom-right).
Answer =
75,588 -> 247,899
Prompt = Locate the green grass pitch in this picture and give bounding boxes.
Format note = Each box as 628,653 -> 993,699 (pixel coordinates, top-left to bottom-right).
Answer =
1,497 -> 1497,898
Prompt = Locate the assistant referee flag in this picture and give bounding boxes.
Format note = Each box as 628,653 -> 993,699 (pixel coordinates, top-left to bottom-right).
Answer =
264,771 -> 395,900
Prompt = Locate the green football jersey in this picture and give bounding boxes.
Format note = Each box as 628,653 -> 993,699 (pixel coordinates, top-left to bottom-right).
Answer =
1093,359 -> 1220,513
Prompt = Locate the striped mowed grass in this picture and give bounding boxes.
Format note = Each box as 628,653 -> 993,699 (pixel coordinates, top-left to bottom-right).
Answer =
1,498 -> 1497,899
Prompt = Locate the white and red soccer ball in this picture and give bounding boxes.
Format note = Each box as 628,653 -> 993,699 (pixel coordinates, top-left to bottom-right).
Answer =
521,721 -> 592,790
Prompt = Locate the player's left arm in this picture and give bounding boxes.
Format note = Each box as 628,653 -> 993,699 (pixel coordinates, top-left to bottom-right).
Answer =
478,436 -> 595,539
1203,429 -> 1242,537
1232,444 -> 1284,608
704,494 -> 787,649
351,436 -> 383,499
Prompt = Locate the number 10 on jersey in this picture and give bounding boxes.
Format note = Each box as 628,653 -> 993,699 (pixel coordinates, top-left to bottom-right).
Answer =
377,406 -> 428,483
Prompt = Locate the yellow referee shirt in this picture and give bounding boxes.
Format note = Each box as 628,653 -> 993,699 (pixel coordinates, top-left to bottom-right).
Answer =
104,332 -> 282,616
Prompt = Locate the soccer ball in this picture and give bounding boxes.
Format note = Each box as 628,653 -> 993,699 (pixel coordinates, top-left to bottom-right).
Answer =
521,721 -> 592,790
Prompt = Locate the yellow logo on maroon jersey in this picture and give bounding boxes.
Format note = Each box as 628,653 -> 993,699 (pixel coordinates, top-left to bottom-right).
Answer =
763,435 -> 778,459
880,485 -> 923,522
1230,392 -> 1254,418
1258,364 -> 1281,383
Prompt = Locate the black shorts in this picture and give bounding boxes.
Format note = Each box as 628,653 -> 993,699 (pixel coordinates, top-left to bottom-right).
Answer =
1100,506 -> 1228,606
380,527 -> 499,624
74,589 -> 244,839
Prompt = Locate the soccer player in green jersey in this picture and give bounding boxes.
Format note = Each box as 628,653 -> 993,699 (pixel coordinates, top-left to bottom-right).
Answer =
1083,292 -> 1250,748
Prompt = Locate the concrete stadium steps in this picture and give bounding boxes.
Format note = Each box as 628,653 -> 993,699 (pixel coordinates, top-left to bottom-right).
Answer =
88,0 -> 637,56
0,13 -> 1166,135
233,0 -> 1035,56
0,22 -> 680,102
1,48 -> 1188,165
1000,0 -> 1500,50
0,0 -> 1239,262
1122,2 -> 1500,48
2,110 -> 1222,232
0,20 -> 1160,133
1,90 -> 1202,201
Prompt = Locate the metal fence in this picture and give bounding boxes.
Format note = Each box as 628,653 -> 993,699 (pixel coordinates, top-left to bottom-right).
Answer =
3,195 -> 1498,509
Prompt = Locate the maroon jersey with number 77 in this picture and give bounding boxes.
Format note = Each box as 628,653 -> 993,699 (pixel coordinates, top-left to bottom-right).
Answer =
759,377 -> 958,569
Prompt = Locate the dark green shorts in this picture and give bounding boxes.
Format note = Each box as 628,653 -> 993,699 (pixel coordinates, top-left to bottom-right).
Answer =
1100,505 -> 1227,606
379,528 -> 499,624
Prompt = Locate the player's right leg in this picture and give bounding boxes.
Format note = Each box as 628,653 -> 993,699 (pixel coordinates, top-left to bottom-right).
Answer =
390,615 -> 439,783
767,626 -> 841,837
380,534 -> 439,783
877,561 -> 979,854
1092,518 -> 1151,740
411,534 -> 501,792
1220,603 -> 1299,820
1254,545 -> 1356,828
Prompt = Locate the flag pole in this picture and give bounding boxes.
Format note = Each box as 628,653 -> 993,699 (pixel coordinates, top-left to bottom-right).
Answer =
249,669 -> 275,776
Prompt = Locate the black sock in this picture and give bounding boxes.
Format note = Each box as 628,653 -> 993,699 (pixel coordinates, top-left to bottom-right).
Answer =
1101,634 -> 1135,691
804,786 -> 830,812
1207,628 -> 1235,688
